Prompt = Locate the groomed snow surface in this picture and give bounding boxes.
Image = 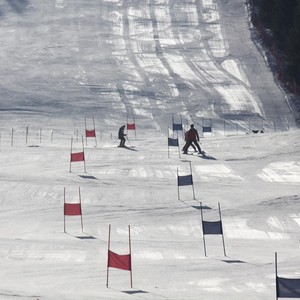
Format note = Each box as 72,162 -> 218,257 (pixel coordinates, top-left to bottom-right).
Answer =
0,0 -> 300,299
0,128 -> 300,300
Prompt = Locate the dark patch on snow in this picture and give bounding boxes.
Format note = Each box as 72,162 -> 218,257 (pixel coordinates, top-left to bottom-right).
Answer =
79,175 -> 98,180
76,235 -> 97,240
222,259 -> 246,264
260,195 -> 299,207
192,204 -> 211,210
123,290 -> 148,295
5,0 -> 30,14
200,153 -> 217,160
0,291 -> 41,298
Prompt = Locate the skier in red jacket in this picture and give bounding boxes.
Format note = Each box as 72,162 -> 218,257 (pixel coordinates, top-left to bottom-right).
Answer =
182,124 -> 202,154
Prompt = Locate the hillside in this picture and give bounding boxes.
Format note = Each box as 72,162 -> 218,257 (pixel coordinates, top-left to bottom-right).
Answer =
0,0 -> 299,299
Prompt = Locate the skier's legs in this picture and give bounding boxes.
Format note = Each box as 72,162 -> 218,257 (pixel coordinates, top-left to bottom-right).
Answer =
120,137 -> 126,146
193,140 -> 201,153
182,142 -> 188,153
183,141 -> 192,153
119,137 -> 125,147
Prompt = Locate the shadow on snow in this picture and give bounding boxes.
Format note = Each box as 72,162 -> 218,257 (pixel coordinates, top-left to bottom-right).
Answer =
5,0 -> 30,14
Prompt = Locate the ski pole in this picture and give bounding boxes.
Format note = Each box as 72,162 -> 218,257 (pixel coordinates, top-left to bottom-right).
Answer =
126,136 -> 133,147
112,137 -> 119,146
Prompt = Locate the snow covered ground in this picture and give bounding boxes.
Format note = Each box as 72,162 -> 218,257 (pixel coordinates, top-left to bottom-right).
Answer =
0,0 -> 299,299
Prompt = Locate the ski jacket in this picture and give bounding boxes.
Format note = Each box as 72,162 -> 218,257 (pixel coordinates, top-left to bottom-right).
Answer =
118,126 -> 125,139
186,128 -> 199,141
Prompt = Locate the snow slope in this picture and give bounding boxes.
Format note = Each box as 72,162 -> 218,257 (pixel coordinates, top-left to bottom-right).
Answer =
0,0 -> 299,299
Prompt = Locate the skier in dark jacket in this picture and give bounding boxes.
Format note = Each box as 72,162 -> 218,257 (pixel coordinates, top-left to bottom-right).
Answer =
118,125 -> 126,147
182,124 -> 202,154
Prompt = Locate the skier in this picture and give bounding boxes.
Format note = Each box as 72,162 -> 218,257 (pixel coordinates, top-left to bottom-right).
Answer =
183,130 -> 197,152
118,125 -> 126,147
182,124 -> 202,154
